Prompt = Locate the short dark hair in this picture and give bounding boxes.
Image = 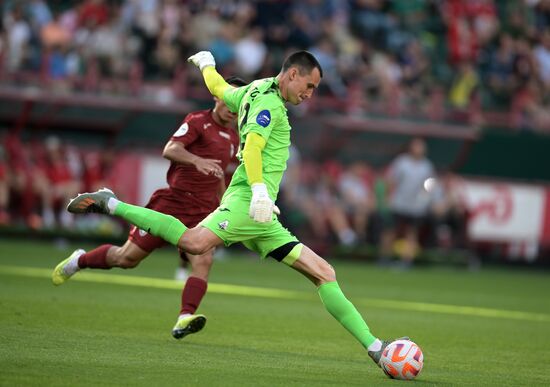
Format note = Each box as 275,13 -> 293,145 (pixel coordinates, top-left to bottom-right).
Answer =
281,51 -> 323,78
225,76 -> 247,87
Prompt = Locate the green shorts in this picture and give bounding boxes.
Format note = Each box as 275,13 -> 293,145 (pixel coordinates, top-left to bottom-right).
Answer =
199,192 -> 300,263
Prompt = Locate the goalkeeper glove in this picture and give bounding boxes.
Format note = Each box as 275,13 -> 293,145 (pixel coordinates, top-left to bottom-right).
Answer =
187,51 -> 216,71
249,183 -> 280,223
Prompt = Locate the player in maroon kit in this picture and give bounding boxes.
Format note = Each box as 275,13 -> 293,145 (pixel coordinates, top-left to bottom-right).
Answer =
53,77 -> 247,339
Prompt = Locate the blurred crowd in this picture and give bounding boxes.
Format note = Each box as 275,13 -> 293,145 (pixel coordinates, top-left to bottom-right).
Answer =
0,0 -> 547,263
280,137 -> 469,266
0,132 -> 467,265
0,133 -> 116,230
1,0 -> 550,131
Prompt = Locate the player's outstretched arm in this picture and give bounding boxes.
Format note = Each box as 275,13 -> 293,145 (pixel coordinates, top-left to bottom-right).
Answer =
187,51 -> 232,99
163,140 -> 223,178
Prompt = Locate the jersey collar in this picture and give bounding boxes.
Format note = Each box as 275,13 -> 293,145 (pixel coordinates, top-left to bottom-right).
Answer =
271,77 -> 284,101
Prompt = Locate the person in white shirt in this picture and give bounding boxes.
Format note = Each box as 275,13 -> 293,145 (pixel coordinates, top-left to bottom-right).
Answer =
379,137 -> 434,268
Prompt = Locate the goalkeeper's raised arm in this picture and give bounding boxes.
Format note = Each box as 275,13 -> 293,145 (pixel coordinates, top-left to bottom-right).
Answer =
187,51 -> 231,100
188,50 -> 277,223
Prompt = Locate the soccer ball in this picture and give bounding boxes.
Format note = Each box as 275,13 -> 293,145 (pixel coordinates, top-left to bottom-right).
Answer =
379,339 -> 423,380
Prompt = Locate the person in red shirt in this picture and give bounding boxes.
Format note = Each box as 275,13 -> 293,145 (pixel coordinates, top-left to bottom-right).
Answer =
78,0 -> 109,27
61,76 -> 245,339
42,137 -> 81,228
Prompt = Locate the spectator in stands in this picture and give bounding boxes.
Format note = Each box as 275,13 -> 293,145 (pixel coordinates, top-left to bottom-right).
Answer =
281,157 -> 358,249
533,0 -> 550,32
58,4 -> 79,39
391,0 -> 428,33
514,79 -> 550,132
28,0 -> 52,31
207,22 -> 237,68
78,0 -> 109,28
82,148 -> 115,192
189,3 -> 223,50
469,0 -> 499,46
379,137 -> 435,268
41,136 -> 81,228
398,38 -> 430,102
41,11 -> 71,85
534,29 -> 550,91
154,23 -> 181,79
5,136 -> 49,229
514,37 -> 537,88
289,0 -> 337,50
448,60 -> 480,123
427,171 -> 468,251
350,0 -> 395,51
316,160 -> 358,247
159,0 -> 183,41
487,33 -> 517,105
234,26 -> 267,78
4,5 -> 31,72
87,11 -> 127,89
41,11 -> 71,50
310,35 -> 348,98
338,161 -> 375,244
255,0 -> 291,51
279,149 -> 329,248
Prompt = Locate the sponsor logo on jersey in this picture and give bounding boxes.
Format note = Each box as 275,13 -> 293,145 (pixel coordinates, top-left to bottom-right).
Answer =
256,110 -> 271,127
173,122 -> 189,137
218,220 -> 229,230
219,131 -> 231,140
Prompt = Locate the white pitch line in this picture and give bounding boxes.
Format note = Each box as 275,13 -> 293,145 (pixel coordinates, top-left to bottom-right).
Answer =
1,264 -> 549,323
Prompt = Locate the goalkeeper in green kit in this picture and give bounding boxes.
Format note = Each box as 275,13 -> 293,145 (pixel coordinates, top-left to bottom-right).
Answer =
55,50 -> 405,367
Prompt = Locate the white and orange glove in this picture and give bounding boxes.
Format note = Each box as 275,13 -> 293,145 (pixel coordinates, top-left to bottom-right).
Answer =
249,183 -> 280,223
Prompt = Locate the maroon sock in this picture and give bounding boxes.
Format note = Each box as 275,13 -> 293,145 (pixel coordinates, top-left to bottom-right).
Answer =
180,276 -> 208,315
78,244 -> 113,269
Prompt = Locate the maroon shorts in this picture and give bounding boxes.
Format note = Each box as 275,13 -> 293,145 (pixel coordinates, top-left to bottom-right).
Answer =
128,188 -> 213,255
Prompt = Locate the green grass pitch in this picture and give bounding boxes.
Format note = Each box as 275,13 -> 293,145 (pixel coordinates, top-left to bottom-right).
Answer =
1,238 -> 549,386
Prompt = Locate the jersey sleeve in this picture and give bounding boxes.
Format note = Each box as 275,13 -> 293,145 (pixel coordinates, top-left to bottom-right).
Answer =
241,93 -> 281,142
169,114 -> 200,146
223,85 -> 249,113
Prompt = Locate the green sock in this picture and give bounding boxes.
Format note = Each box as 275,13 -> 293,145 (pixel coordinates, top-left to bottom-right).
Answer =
318,281 -> 377,348
114,202 -> 187,246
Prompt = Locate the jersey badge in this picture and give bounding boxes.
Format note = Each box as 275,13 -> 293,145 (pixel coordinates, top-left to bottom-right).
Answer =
173,122 -> 189,137
203,123 -> 212,130
256,110 -> 271,127
218,220 -> 229,230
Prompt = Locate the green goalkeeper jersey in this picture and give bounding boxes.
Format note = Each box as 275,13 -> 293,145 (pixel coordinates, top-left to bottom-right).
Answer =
223,77 -> 291,200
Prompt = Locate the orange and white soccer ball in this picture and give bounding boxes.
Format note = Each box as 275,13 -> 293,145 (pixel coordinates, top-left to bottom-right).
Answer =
379,339 -> 423,380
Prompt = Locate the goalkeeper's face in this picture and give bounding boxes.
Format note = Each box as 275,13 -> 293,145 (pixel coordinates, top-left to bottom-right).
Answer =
286,67 -> 321,105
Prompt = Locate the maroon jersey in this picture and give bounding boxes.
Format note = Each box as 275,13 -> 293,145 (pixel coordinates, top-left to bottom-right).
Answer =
166,109 -> 239,204
129,109 -> 239,254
